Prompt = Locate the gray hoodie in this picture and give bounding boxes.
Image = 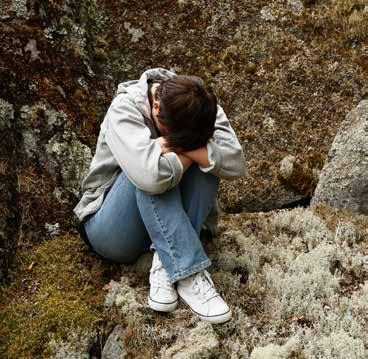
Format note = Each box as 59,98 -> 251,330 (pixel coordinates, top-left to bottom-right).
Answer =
73,68 -> 246,232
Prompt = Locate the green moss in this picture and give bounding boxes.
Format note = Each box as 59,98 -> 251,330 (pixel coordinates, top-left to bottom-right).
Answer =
0,234 -> 106,358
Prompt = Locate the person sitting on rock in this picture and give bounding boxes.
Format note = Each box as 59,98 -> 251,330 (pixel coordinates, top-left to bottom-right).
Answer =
73,68 -> 246,324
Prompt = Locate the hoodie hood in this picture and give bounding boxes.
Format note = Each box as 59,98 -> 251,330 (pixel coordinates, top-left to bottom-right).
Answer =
115,68 -> 177,119
73,67 -> 245,236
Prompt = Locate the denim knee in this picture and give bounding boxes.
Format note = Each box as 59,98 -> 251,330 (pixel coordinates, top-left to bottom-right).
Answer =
84,217 -> 151,264
181,165 -> 219,195
82,170 -> 152,264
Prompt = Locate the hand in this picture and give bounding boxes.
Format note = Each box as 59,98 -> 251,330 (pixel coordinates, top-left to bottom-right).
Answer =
182,146 -> 210,168
157,137 -> 193,172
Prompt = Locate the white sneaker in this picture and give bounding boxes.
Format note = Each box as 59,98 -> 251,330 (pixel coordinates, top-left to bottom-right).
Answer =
177,269 -> 232,324
148,251 -> 178,312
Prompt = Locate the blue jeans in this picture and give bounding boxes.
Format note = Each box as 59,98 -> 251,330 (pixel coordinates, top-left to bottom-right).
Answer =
83,163 -> 220,284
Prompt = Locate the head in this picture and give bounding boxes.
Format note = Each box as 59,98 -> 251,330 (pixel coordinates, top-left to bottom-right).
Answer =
151,75 -> 217,152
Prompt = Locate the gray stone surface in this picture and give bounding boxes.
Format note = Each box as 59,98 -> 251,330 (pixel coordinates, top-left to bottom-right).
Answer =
1,0 -> 367,280
48,331 -> 95,359
102,325 -> 127,359
0,99 -> 14,129
44,130 -> 92,196
160,321 -> 219,359
287,0 -> 304,15
311,101 -> 368,214
19,101 -> 92,195
0,0 -> 28,20
0,98 -> 18,279
280,155 -> 296,180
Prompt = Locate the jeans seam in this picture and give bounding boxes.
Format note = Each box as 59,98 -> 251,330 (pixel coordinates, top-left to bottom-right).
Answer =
169,258 -> 212,284
149,195 -> 181,276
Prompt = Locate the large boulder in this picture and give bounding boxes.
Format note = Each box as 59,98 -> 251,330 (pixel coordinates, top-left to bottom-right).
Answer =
0,99 -> 19,280
0,0 -> 110,277
311,101 -> 368,215
1,0 -> 368,278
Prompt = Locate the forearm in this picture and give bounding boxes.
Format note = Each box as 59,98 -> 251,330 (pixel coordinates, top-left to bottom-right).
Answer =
157,136 -> 211,172
157,136 -> 193,173
181,146 -> 210,168
176,153 -> 193,172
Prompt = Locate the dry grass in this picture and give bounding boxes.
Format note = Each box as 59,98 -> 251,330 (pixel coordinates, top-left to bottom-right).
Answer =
330,0 -> 368,40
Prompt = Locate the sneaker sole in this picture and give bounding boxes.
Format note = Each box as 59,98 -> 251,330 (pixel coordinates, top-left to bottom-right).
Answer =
179,296 -> 232,324
148,295 -> 178,312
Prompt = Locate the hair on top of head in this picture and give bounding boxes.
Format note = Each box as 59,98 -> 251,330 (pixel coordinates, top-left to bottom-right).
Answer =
154,74 -> 217,152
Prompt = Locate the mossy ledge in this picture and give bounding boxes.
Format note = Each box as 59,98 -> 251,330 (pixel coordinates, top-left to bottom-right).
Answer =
1,206 -> 367,358
0,234 -> 111,358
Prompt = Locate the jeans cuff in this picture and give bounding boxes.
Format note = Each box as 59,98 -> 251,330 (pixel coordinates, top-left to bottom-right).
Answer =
168,258 -> 212,284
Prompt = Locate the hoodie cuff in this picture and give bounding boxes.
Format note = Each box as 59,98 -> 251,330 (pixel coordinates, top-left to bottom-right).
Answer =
199,140 -> 222,174
163,151 -> 184,188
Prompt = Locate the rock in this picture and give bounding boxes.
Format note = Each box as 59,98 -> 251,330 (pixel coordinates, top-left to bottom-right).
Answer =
19,101 -> 92,195
44,130 -> 92,195
0,0 -> 28,20
251,337 -> 300,358
45,222 -> 61,236
12,0 -> 28,18
11,100 -> 92,254
2,0 -> 365,246
0,99 -> 18,278
311,101 -> 368,214
0,99 -> 14,129
124,22 -> 145,43
48,331 -> 96,359
260,5 -> 276,21
19,101 -> 67,131
160,321 -> 219,358
203,198 -> 221,237
279,155 -> 296,180
287,0 -> 304,15
104,277 -> 143,318
102,325 -> 127,359
24,39 -> 41,62
22,129 -> 40,159
277,155 -> 318,199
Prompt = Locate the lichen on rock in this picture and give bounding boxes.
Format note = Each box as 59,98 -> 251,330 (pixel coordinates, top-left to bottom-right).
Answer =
160,321 -> 219,358
311,100 -> 368,215
48,330 -> 96,359
0,99 -> 14,129
2,0 -> 368,357
102,325 -> 127,359
250,336 -> 301,359
45,129 -> 92,195
104,276 -> 144,318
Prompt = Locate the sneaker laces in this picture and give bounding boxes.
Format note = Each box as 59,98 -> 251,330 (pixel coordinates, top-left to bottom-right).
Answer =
150,255 -> 173,290
193,269 -> 219,303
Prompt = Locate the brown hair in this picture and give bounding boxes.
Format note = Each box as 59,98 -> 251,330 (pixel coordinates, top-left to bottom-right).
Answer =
155,75 -> 217,152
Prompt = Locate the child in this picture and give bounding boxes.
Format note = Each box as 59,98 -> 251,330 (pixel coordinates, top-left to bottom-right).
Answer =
74,68 -> 246,324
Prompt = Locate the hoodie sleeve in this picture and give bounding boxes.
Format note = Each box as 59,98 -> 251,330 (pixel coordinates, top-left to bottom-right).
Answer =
105,93 -> 184,194
198,105 -> 246,179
